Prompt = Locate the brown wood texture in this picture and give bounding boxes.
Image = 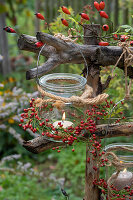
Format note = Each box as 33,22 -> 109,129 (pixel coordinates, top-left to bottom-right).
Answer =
22,122 -> 133,154
17,33 -> 133,80
84,24 -> 101,200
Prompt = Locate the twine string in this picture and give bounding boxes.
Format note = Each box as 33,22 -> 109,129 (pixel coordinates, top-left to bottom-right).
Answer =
102,145 -> 133,198
111,41 -> 133,99
35,84 -> 109,108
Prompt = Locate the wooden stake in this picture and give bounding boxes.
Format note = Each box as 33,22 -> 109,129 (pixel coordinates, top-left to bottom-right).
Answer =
84,24 -> 101,200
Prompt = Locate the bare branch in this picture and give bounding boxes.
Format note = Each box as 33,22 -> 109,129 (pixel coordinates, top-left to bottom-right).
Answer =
101,75 -> 112,92
36,32 -> 70,51
18,33 -> 133,80
23,136 -> 65,154
22,122 -> 133,154
26,57 -> 59,80
17,34 -> 55,58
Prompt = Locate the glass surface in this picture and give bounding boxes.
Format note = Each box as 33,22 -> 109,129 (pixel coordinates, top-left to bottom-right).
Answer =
104,143 -> 133,189
38,73 -> 87,124
39,73 -> 87,97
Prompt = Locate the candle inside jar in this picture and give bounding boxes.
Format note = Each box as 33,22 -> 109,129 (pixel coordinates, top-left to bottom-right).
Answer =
53,112 -> 73,129
112,168 -> 133,190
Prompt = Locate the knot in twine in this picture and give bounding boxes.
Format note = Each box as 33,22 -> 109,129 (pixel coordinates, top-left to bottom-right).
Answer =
119,41 -> 133,67
35,84 -> 109,109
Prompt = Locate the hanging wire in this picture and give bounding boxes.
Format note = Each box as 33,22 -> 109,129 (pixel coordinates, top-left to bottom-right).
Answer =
36,44 -> 46,84
104,97 -> 125,181
35,40 -> 89,80
104,98 -> 125,147
73,43 -> 89,78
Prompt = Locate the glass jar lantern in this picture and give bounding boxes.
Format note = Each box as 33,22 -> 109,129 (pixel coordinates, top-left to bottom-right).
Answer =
104,143 -> 133,200
38,73 -> 87,128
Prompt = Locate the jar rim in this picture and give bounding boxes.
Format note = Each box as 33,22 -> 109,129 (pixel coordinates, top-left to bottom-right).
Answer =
104,143 -> 133,163
105,143 -> 133,151
39,73 -> 87,92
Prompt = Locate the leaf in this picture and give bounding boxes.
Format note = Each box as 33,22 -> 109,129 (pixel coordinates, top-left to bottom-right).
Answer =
119,25 -> 133,33
125,29 -> 131,33
120,25 -> 131,29
68,17 -> 78,25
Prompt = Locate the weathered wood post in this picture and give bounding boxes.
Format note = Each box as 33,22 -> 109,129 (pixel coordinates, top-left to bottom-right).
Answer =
83,24 -> 101,200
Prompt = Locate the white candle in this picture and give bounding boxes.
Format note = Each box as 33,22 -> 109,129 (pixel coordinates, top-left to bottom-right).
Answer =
53,112 -> 73,129
112,169 -> 133,190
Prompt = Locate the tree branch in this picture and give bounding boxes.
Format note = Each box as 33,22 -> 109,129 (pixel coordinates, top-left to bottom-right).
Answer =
22,122 -> 133,154
26,57 -> 59,80
23,136 -> 65,154
36,32 -> 70,51
18,33 -> 133,80
17,34 -> 55,58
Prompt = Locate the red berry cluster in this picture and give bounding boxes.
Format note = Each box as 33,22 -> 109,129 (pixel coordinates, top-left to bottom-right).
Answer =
93,179 -> 133,199
112,34 -> 130,43
19,98 -> 127,153
94,1 -> 110,46
94,1 -> 108,19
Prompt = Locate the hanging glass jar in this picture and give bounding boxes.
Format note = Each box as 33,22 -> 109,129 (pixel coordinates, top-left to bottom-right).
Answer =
104,143 -> 133,200
38,73 -> 87,125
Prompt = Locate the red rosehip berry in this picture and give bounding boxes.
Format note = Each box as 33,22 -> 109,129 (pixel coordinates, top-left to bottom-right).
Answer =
102,24 -> 109,31
3,26 -> 16,33
99,1 -> 105,10
61,18 -> 69,27
93,166 -> 98,171
120,35 -> 128,42
72,149 -> 75,152
35,41 -> 44,48
101,189 -> 105,194
99,41 -> 109,46
61,6 -> 71,15
35,13 -> 45,20
94,1 -> 100,11
20,118 -> 24,123
113,34 -> 118,40
99,11 -> 109,19
79,13 -> 90,21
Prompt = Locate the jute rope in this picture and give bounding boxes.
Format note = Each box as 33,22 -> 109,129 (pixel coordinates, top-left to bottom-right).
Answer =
54,28 -> 78,43
35,84 -> 109,108
111,41 -> 133,99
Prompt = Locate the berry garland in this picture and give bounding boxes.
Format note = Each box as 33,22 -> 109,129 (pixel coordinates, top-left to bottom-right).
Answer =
19,99 -> 127,153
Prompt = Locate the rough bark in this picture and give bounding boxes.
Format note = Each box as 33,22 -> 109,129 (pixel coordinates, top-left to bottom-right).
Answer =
22,122 -> 133,154
17,33 -> 133,80
84,24 -> 101,200
23,136 -> 65,154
